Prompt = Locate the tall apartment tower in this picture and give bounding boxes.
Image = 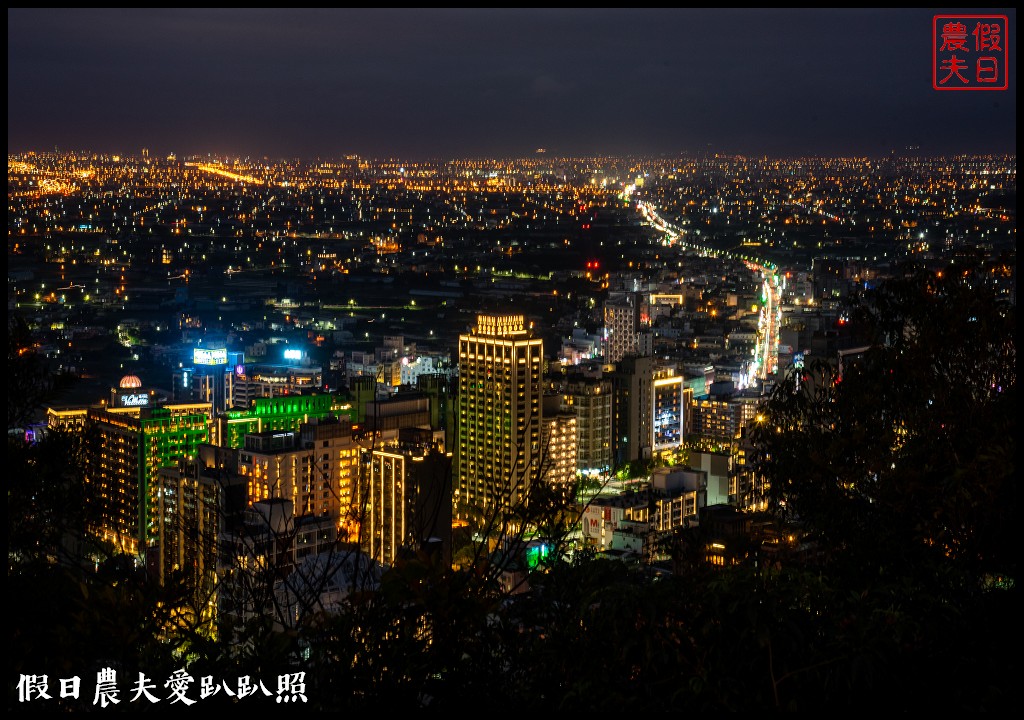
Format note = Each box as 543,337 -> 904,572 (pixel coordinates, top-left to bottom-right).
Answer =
153,462 -> 220,592
456,314 -> 544,519
603,294 -> 640,364
50,404 -> 211,555
611,355 -> 654,467
603,291 -> 651,363
540,394 -> 578,490
367,430 -> 453,568
564,376 -> 613,475
652,367 -> 685,453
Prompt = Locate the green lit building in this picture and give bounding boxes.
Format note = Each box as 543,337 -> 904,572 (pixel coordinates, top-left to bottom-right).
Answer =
82,404 -> 211,555
211,394 -> 353,449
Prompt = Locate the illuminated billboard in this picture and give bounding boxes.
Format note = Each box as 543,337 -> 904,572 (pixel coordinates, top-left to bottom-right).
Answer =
193,348 -> 228,366
283,348 -> 303,361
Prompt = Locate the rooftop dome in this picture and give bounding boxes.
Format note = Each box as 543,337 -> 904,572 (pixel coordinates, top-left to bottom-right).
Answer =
119,375 -> 142,389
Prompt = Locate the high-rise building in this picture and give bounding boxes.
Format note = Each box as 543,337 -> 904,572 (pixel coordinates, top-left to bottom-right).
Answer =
689,385 -> 761,446
417,372 -> 456,450
150,443 -> 251,594
690,396 -> 739,442
540,395 -> 578,489
236,416 -> 360,537
362,391 -> 431,438
652,368 -> 685,453
603,290 -> 652,363
153,462 -> 220,594
173,348 -> 244,415
366,430 -> 452,568
610,355 -> 654,467
57,403 -> 212,555
456,314 -> 544,519
730,425 -> 765,510
603,293 -> 641,363
563,376 -> 613,475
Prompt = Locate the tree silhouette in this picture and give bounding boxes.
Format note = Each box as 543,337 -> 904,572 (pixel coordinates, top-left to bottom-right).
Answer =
752,257 -> 1016,586
745,257 -> 1017,711
8,315 -> 53,431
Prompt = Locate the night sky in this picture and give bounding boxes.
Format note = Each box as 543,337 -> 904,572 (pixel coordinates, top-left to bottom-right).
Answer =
7,8 -> 1017,161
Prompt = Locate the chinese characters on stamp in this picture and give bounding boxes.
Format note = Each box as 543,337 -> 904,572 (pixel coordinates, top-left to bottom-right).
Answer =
934,15 -> 1009,90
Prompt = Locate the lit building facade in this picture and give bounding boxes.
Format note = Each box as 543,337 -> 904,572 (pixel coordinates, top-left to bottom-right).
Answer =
603,294 -> 641,364
581,468 -> 704,559
236,417 -> 360,537
367,436 -> 452,568
540,396 -> 578,489
690,396 -> 741,443
652,369 -> 684,453
210,394 -> 344,449
73,404 -> 211,555
689,391 -> 761,445
176,360 -> 323,412
456,314 -> 544,518
109,374 -> 156,409
564,377 -> 613,475
172,349 -> 244,415
47,407 -> 89,433
153,463 -> 220,596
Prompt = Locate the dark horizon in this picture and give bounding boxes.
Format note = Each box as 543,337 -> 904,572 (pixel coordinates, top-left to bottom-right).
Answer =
8,8 -> 1016,162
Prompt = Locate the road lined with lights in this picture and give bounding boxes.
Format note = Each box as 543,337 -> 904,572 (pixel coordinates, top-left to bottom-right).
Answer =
636,199 -> 781,381
185,162 -> 265,186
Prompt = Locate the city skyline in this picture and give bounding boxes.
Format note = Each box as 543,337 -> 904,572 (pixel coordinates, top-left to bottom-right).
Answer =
8,8 -> 1017,161
8,141 -> 1015,714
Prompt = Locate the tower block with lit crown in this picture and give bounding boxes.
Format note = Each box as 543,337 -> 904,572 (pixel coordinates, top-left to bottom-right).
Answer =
456,314 -> 544,519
